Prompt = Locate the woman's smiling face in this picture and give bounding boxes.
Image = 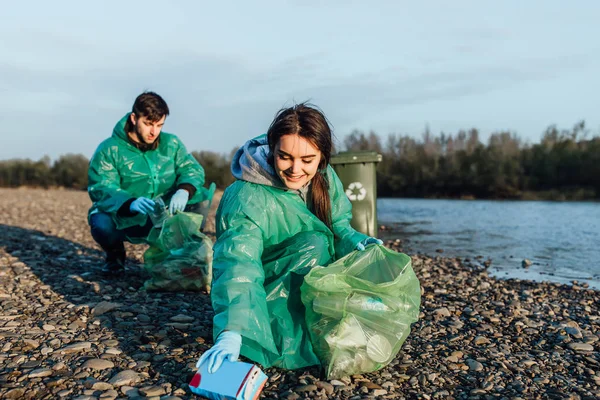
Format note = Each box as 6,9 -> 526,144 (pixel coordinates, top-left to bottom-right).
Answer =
273,134 -> 322,190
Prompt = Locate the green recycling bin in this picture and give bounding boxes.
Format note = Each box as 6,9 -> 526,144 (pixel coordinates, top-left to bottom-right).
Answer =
330,151 -> 382,236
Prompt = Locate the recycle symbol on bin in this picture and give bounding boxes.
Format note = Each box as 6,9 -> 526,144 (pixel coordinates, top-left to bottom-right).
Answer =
345,182 -> 367,201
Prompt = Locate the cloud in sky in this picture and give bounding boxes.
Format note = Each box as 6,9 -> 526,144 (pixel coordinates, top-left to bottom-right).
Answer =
2,1 -> 600,160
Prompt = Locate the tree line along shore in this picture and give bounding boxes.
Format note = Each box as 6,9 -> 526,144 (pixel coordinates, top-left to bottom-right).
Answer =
2,120 -> 599,201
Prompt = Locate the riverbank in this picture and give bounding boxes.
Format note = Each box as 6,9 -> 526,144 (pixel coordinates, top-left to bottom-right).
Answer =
380,188 -> 599,202
0,188 -> 598,399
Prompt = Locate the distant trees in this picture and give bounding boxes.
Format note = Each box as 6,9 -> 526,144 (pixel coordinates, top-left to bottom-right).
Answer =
0,149 -> 239,192
1,121 -> 598,200
0,156 -> 56,188
51,154 -> 90,190
191,149 -> 238,189
344,121 -> 599,200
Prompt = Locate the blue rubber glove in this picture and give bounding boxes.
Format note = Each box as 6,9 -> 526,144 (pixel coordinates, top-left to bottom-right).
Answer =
169,189 -> 189,214
196,331 -> 242,374
356,237 -> 383,251
130,197 -> 155,215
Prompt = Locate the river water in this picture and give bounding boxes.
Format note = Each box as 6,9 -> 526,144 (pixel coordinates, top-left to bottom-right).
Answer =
377,198 -> 600,289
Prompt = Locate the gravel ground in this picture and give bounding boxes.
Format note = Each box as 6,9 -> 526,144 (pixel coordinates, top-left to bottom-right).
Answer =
0,188 -> 598,400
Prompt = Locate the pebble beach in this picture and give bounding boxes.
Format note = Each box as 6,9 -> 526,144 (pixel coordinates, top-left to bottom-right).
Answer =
0,188 -> 598,400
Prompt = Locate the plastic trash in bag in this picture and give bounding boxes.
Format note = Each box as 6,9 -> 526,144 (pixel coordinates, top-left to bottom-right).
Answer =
300,244 -> 421,379
143,211 -> 213,292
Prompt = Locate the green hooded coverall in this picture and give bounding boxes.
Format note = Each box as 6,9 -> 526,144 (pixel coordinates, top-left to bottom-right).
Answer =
211,135 -> 369,369
88,113 -> 209,242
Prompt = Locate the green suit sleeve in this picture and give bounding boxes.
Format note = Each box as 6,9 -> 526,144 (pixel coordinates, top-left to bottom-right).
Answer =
87,147 -> 133,214
173,138 -> 206,203
328,166 -> 369,259
211,204 -> 279,359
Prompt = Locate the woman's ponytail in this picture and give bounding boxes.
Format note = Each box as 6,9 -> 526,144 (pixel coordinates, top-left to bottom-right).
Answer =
310,169 -> 332,230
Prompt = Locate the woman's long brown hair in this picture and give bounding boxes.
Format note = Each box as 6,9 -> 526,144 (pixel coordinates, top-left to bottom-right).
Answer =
267,103 -> 333,230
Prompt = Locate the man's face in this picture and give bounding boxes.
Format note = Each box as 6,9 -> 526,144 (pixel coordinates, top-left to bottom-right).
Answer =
130,113 -> 166,144
274,134 -> 322,190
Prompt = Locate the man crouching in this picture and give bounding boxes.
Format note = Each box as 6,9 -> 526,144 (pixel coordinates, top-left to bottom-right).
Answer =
88,91 -> 208,274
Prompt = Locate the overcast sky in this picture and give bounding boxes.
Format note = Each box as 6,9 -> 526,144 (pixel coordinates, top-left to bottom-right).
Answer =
2,1 -> 599,160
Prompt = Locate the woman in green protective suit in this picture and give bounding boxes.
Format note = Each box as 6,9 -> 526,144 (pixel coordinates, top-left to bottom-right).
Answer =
197,104 -> 383,373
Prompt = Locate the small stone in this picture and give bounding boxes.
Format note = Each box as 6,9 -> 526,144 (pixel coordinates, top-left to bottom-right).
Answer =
99,389 -> 119,399
4,388 -> 25,399
43,324 -> 56,331
360,381 -> 382,389
82,358 -> 115,370
22,360 -> 42,368
105,348 -> 122,355
23,339 -> 40,349
29,368 -> 53,378
522,259 -> 532,268
373,389 -> 388,396
135,361 -> 151,368
434,307 -> 451,318
282,392 -> 300,400
139,385 -> 166,396
137,314 -> 151,323
474,336 -> 491,345
466,359 -> 484,371
92,301 -> 122,316
108,370 -> 141,387
521,359 -> 537,367
295,384 -> 318,392
316,381 -> 334,395
568,342 -> 594,352
92,382 -> 114,390
57,389 -> 73,397
53,362 -> 67,370
166,322 -> 190,329
120,386 -> 139,396
61,341 -> 92,354
169,314 -> 195,323
565,326 -> 582,338
478,281 -> 491,290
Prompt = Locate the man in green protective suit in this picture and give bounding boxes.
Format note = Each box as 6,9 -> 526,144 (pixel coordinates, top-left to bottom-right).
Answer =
87,91 -> 209,274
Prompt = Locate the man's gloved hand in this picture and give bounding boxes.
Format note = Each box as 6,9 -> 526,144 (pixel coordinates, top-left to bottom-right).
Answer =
196,331 -> 242,374
129,197 -> 155,215
169,189 -> 189,214
356,237 -> 383,251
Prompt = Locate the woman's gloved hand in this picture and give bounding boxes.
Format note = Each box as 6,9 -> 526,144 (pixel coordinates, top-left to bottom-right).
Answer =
169,189 -> 189,214
130,197 -> 155,215
196,331 -> 242,373
356,237 -> 383,251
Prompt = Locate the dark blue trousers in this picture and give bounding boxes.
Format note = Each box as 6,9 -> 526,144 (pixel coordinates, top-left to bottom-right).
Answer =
89,212 -> 153,261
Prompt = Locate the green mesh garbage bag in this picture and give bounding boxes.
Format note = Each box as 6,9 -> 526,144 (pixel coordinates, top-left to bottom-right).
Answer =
143,211 -> 213,292
301,245 -> 421,379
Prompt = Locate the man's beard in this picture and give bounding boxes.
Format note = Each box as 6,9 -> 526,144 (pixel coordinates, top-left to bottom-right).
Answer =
134,126 -> 153,144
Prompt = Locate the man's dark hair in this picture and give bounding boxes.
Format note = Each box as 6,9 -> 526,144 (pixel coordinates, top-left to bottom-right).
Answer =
125,91 -> 169,132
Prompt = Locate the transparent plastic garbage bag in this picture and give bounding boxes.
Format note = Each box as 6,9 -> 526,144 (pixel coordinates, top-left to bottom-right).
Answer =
143,211 -> 213,292
301,245 -> 421,379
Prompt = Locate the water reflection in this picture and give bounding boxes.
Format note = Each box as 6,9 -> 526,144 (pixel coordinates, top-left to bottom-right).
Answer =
378,198 -> 600,289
